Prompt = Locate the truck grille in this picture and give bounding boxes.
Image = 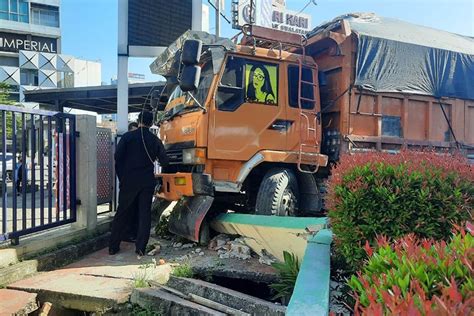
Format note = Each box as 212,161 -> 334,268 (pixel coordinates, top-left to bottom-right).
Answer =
166,149 -> 183,164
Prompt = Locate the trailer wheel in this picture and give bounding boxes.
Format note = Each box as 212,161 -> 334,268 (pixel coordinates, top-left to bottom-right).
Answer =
255,168 -> 299,216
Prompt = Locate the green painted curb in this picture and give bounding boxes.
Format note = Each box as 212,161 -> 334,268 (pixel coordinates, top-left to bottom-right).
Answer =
213,213 -> 328,230
287,229 -> 333,316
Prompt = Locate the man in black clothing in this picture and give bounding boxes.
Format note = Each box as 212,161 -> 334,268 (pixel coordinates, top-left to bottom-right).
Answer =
121,120 -> 140,242
109,111 -> 169,256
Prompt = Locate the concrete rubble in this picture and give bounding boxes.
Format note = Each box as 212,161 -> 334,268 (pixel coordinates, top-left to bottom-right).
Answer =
208,234 -> 276,264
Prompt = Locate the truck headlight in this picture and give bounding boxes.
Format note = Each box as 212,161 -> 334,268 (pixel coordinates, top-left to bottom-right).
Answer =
182,148 -> 206,164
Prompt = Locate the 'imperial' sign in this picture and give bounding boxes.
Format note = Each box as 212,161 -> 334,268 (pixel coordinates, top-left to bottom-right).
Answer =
0,32 -> 57,53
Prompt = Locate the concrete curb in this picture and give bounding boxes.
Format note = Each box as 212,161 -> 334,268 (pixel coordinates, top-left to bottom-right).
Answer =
287,229 -> 333,316
0,260 -> 38,287
31,233 -> 110,271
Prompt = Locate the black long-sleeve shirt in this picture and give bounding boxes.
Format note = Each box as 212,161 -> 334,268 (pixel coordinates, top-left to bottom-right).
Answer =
115,127 -> 169,190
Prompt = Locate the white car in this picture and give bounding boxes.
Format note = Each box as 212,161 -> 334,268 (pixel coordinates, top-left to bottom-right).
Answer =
0,153 -> 14,181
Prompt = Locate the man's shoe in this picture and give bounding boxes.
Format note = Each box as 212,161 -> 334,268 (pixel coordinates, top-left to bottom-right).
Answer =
109,248 -> 119,255
135,249 -> 145,259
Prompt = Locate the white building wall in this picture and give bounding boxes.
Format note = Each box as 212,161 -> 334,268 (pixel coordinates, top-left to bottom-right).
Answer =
74,59 -> 101,87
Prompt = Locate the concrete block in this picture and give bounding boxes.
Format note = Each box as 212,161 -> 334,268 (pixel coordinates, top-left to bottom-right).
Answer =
167,276 -> 286,316
0,249 -> 18,268
0,260 -> 38,287
131,287 -> 226,316
0,289 -> 38,316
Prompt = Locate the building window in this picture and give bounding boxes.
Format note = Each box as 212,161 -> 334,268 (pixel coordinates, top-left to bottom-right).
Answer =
20,69 -> 38,86
30,3 -> 59,27
0,56 -> 19,67
57,72 -> 74,88
0,0 -> 29,23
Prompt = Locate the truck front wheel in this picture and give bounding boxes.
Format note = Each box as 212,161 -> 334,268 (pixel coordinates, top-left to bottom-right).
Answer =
255,168 -> 299,216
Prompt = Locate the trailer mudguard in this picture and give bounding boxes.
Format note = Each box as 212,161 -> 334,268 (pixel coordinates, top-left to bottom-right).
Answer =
168,195 -> 214,242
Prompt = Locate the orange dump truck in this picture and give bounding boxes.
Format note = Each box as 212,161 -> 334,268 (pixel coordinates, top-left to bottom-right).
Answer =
150,13 -> 474,242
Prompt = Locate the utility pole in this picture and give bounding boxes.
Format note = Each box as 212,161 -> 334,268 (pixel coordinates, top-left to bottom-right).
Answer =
215,0 -> 221,37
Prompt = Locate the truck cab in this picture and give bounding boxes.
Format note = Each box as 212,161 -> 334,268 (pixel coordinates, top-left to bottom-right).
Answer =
155,27 -> 329,242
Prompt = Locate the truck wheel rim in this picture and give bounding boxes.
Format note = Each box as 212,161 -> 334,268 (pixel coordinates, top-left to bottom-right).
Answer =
280,188 -> 297,216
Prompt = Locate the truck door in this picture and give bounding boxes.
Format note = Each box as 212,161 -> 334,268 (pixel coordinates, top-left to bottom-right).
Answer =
208,55 -> 287,161
285,64 -> 321,155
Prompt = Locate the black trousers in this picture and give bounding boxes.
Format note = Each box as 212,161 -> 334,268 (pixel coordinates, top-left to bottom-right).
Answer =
109,186 -> 154,253
122,199 -> 138,240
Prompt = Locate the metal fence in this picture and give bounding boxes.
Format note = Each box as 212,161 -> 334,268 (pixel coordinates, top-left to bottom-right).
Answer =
97,127 -> 114,210
0,104 -> 76,244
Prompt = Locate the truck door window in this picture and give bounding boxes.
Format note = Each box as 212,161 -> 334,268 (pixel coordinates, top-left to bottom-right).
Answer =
217,56 -> 279,111
217,55 -> 245,111
288,65 -> 315,110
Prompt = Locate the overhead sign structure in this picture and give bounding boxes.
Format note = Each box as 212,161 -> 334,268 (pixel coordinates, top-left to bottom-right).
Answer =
117,0 -> 203,135
0,32 -> 57,53
231,0 -> 312,35
128,0 -> 193,51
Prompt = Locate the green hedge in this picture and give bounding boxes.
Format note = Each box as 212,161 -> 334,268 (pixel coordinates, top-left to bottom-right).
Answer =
327,151 -> 473,272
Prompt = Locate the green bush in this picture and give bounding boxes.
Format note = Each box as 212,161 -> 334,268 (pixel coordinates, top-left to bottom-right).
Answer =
327,151 -> 473,272
349,228 -> 474,314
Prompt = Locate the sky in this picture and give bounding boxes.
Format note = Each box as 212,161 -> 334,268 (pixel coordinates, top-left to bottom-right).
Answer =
60,0 -> 474,85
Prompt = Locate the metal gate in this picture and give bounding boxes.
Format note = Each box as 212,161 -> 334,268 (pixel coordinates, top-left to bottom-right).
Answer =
97,128 -> 114,207
0,105 -> 76,244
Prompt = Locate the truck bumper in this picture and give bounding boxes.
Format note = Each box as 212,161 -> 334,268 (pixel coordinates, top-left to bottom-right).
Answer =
156,172 -> 213,201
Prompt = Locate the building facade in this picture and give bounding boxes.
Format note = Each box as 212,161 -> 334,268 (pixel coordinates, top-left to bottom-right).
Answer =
0,0 -> 101,103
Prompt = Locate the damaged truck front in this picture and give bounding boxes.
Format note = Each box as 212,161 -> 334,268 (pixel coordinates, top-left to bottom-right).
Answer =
150,30 -> 329,243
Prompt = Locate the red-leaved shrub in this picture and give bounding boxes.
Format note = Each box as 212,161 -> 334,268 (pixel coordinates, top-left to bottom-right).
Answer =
350,225 -> 474,315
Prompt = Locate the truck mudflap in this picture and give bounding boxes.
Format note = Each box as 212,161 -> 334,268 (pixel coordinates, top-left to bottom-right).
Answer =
168,195 -> 214,242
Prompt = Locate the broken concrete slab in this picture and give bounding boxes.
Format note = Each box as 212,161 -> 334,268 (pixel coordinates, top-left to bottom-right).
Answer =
7,272 -> 132,313
167,276 -> 286,316
0,289 -> 39,315
211,213 -> 327,262
7,242 -> 172,313
0,260 -> 38,287
131,287 -> 226,316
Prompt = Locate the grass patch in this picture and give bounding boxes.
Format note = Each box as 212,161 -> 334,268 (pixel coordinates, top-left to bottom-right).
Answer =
171,262 -> 194,278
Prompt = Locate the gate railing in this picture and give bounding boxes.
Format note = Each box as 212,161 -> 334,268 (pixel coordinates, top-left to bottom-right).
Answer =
0,104 -> 76,244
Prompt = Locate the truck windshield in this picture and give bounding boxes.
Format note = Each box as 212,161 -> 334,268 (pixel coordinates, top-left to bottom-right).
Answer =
165,58 -> 214,112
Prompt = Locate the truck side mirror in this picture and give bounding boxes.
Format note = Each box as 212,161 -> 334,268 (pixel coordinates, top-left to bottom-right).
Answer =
180,65 -> 201,92
181,40 -> 203,65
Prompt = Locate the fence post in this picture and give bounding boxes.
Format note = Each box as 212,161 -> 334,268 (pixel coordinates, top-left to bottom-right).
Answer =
73,115 -> 97,230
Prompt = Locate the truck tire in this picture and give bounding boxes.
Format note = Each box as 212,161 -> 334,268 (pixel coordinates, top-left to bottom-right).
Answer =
255,168 -> 299,216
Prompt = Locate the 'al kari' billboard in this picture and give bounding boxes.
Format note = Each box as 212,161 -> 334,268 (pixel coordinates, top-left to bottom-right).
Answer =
231,0 -> 311,35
